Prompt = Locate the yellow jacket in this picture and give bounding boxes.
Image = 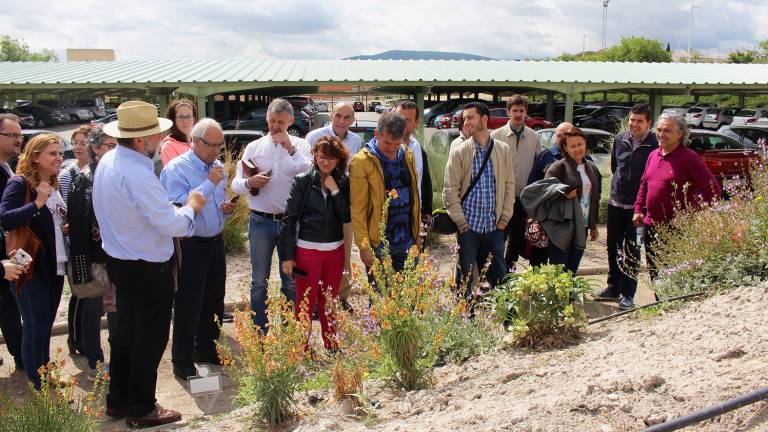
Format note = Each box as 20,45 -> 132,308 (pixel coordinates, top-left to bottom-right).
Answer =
349,146 -> 421,251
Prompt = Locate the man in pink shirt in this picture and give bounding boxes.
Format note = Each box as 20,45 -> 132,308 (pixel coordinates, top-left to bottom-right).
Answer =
633,116 -> 721,281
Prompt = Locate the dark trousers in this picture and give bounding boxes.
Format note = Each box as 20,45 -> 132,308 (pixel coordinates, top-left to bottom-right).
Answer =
548,240 -> 585,275
605,205 -> 641,299
504,199 -> 526,270
11,274 -> 64,389
644,225 -> 660,281
172,236 -> 226,368
0,283 -> 22,366
528,246 -> 550,267
457,229 -> 506,299
106,257 -> 174,418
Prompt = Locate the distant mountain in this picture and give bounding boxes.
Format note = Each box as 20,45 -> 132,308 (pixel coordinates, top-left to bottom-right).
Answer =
344,50 -> 497,61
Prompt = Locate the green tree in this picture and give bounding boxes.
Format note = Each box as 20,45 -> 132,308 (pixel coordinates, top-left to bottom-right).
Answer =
557,37 -> 672,63
728,50 -> 757,64
0,35 -> 58,62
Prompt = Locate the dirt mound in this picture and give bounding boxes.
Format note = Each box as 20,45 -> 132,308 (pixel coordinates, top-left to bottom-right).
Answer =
177,284 -> 768,432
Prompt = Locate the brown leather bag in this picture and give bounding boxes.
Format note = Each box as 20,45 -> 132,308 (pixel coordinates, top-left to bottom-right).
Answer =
5,184 -> 41,294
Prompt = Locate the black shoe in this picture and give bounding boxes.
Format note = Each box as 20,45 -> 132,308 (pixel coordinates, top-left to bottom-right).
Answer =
173,365 -> 197,380
221,312 -> 233,323
106,406 -> 126,419
192,352 -> 221,365
341,298 -> 354,314
618,296 -> 635,311
596,288 -> 620,301
67,338 -> 80,356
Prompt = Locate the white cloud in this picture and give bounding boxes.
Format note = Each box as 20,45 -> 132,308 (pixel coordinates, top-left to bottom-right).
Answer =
1,0 -> 766,60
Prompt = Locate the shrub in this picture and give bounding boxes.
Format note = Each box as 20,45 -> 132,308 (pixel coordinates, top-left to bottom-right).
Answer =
423,130 -> 450,212
428,305 -> 498,366
651,162 -> 768,297
486,264 -> 592,349
221,143 -> 248,253
216,286 -> 308,426
0,357 -> 106,432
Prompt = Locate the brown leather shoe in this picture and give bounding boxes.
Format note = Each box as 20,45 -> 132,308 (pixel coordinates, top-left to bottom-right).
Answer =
125,404 -> 181,427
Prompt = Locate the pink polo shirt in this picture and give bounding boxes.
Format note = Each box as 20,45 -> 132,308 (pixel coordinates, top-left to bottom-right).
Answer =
160,135 -> 190,165
634,145 -> 721,226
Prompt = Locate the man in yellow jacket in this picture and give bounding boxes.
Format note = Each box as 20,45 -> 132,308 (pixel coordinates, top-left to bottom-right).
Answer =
350,112 -> 421,275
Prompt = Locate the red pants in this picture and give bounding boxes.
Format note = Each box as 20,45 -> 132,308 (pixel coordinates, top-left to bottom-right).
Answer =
294,245 -> 345,350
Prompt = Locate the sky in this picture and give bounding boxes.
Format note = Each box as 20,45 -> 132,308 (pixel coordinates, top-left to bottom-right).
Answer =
3,0 -> 767,61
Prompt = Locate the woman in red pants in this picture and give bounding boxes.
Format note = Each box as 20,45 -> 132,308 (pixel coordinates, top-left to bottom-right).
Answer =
279,135 -> 350,351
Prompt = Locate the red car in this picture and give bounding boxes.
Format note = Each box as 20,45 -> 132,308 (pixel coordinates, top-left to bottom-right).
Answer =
452,108 -> 552,131
688,129 -> 761,190
353,101 -> 365,112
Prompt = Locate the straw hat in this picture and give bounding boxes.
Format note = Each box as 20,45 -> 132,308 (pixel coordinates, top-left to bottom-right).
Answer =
103,101 -> 173,139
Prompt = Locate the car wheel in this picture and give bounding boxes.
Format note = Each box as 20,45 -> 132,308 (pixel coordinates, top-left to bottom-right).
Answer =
70,114 -> 79,123
287,126 -> 301,137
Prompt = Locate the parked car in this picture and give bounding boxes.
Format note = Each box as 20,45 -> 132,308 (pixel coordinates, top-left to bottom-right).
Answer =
0,108 -> 35,128
574,106 -> 631,133
36,100 -> 93,122
525,116 -> 553,130
220,105 -> 312,137
731,108 -> 767,126
718,125 -> 768,149
662,102 -> 714,119
423,98 -> 482,126
348,119 -> 377,145
90,113 -> 117,128
15,104 -> 69,127
12,130 -> 75,170
702,108 -> 740,130
315,101 -> 328,112
222,129 -> 265,158
537,127 -> 613,173
684,107 -> 721,128
282,96 -> 315,114
352,101 -> 365,112
368,100 -> 383,112
375,104 -> 389,114
688,129 -> 761,190
435,113 -> 453,129
75,98 -> 107,118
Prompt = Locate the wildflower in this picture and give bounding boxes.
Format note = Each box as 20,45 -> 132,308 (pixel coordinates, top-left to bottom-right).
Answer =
388,189 -> 399,200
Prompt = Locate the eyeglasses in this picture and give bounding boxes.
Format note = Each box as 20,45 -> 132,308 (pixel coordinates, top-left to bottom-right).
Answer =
316,154 -> 338,163
197,136 -> 225,148
175,115 -> 194,121
102,142 -> 117,150
0,132 -> 22,140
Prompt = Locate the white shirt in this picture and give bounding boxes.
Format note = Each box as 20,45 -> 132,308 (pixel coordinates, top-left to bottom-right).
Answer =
93,145 -> 196,262
405,135 -> 423,198
231,134 -> 312,214
577,163 -> 592,225
305,125 -> 362,172
47,190 -> 67,275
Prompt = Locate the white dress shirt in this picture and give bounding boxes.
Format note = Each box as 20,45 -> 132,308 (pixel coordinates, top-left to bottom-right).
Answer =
93,145 -> 195,262
231,134 -> 312,214
406,135 -> 423,198
305,124 -> 362,172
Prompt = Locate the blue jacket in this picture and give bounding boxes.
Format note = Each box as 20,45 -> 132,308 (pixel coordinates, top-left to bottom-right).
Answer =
610,130 -> 658,206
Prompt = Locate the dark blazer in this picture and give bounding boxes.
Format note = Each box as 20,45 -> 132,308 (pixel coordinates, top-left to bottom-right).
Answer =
545,157 -> 601,230
0,168 -> 9,195
0,176 -> 56,283
610,131 -> 659,206
420,148 -> 433,216
279,168 -> 351,261
0,168 -> 10,285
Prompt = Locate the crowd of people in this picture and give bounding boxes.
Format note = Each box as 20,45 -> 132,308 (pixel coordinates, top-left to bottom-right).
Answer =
0,94 -> 721,427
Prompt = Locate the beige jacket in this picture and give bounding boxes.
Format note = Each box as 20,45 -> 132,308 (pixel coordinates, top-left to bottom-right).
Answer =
443,135 -> 515,229
490,122 -> 539,197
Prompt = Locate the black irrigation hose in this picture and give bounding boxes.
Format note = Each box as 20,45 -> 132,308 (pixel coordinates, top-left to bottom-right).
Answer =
642,386 -> 768,432
587,291 -> 706,325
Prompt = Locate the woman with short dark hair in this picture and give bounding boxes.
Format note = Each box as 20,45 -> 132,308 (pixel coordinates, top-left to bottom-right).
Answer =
279,136 -> 350,351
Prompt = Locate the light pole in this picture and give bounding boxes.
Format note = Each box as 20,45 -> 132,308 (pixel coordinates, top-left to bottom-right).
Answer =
687,0 -> 699,61
602,0 -> 610,49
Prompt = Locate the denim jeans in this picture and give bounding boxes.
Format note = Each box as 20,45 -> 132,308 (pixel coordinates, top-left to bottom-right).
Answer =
248,213 -> 295,330
71,296 -> 106,369
605,205 -> 641,299
548,241 -> 585,275
457,229 -> 506,299
11,274 -> 64,389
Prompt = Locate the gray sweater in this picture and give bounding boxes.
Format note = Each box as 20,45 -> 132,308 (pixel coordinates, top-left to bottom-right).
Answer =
520,178 -> 586,251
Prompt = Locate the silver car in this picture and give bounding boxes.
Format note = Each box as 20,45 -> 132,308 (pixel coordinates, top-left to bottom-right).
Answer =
685,107 -> 720,128
702,108 -> 740,130
731,108 -> 767,126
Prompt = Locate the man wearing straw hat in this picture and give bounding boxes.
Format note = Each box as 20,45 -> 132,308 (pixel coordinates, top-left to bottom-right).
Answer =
93,101 -> 206,427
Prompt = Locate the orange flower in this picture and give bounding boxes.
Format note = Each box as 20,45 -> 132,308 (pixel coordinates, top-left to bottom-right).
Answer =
388,189 -> 399,200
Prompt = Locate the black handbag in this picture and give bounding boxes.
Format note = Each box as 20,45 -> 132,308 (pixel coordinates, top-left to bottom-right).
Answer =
431,140 -> 494,235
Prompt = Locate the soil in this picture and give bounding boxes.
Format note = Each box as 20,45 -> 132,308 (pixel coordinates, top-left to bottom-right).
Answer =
3,225 -> 746,432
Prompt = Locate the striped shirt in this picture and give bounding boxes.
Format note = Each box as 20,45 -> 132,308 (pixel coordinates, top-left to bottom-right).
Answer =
462,139 -> 496,234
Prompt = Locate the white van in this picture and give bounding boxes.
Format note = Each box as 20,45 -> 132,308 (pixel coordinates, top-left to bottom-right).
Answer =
75,98 -> 106,118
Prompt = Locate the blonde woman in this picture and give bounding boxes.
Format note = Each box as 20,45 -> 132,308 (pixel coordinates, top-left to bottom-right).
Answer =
0,133 -> 66,389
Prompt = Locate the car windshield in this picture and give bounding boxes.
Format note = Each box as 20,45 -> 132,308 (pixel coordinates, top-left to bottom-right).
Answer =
688,108 -> 703,113
736,109 -> 756,117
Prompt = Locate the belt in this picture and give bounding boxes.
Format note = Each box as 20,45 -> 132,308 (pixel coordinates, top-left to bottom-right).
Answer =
251,210 -> 283,220
187,233 -> 223,243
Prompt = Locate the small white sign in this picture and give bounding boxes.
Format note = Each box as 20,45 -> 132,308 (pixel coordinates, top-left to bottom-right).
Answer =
188,366 -> 222,395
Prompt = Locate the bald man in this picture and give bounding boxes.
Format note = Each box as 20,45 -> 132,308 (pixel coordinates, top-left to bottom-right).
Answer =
305,102 -> 362,311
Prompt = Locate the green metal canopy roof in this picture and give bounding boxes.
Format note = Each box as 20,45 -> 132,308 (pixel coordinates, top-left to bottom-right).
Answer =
1,59 -> 767,92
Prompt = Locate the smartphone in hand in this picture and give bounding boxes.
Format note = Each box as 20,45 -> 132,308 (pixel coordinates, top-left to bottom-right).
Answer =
10,249 -> 32,266
229,194 -> 241,204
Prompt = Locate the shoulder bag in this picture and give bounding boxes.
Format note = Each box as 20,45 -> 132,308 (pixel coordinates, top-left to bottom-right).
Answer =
5,183 -> 42,294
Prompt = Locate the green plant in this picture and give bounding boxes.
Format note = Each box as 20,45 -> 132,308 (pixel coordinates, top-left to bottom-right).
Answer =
216,286 -> 308,426
651,164 -> 768,297
486,264 -> 592,348
221,142 -> 248,253
428,306 -> 498,365
0,357 -> 106,432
